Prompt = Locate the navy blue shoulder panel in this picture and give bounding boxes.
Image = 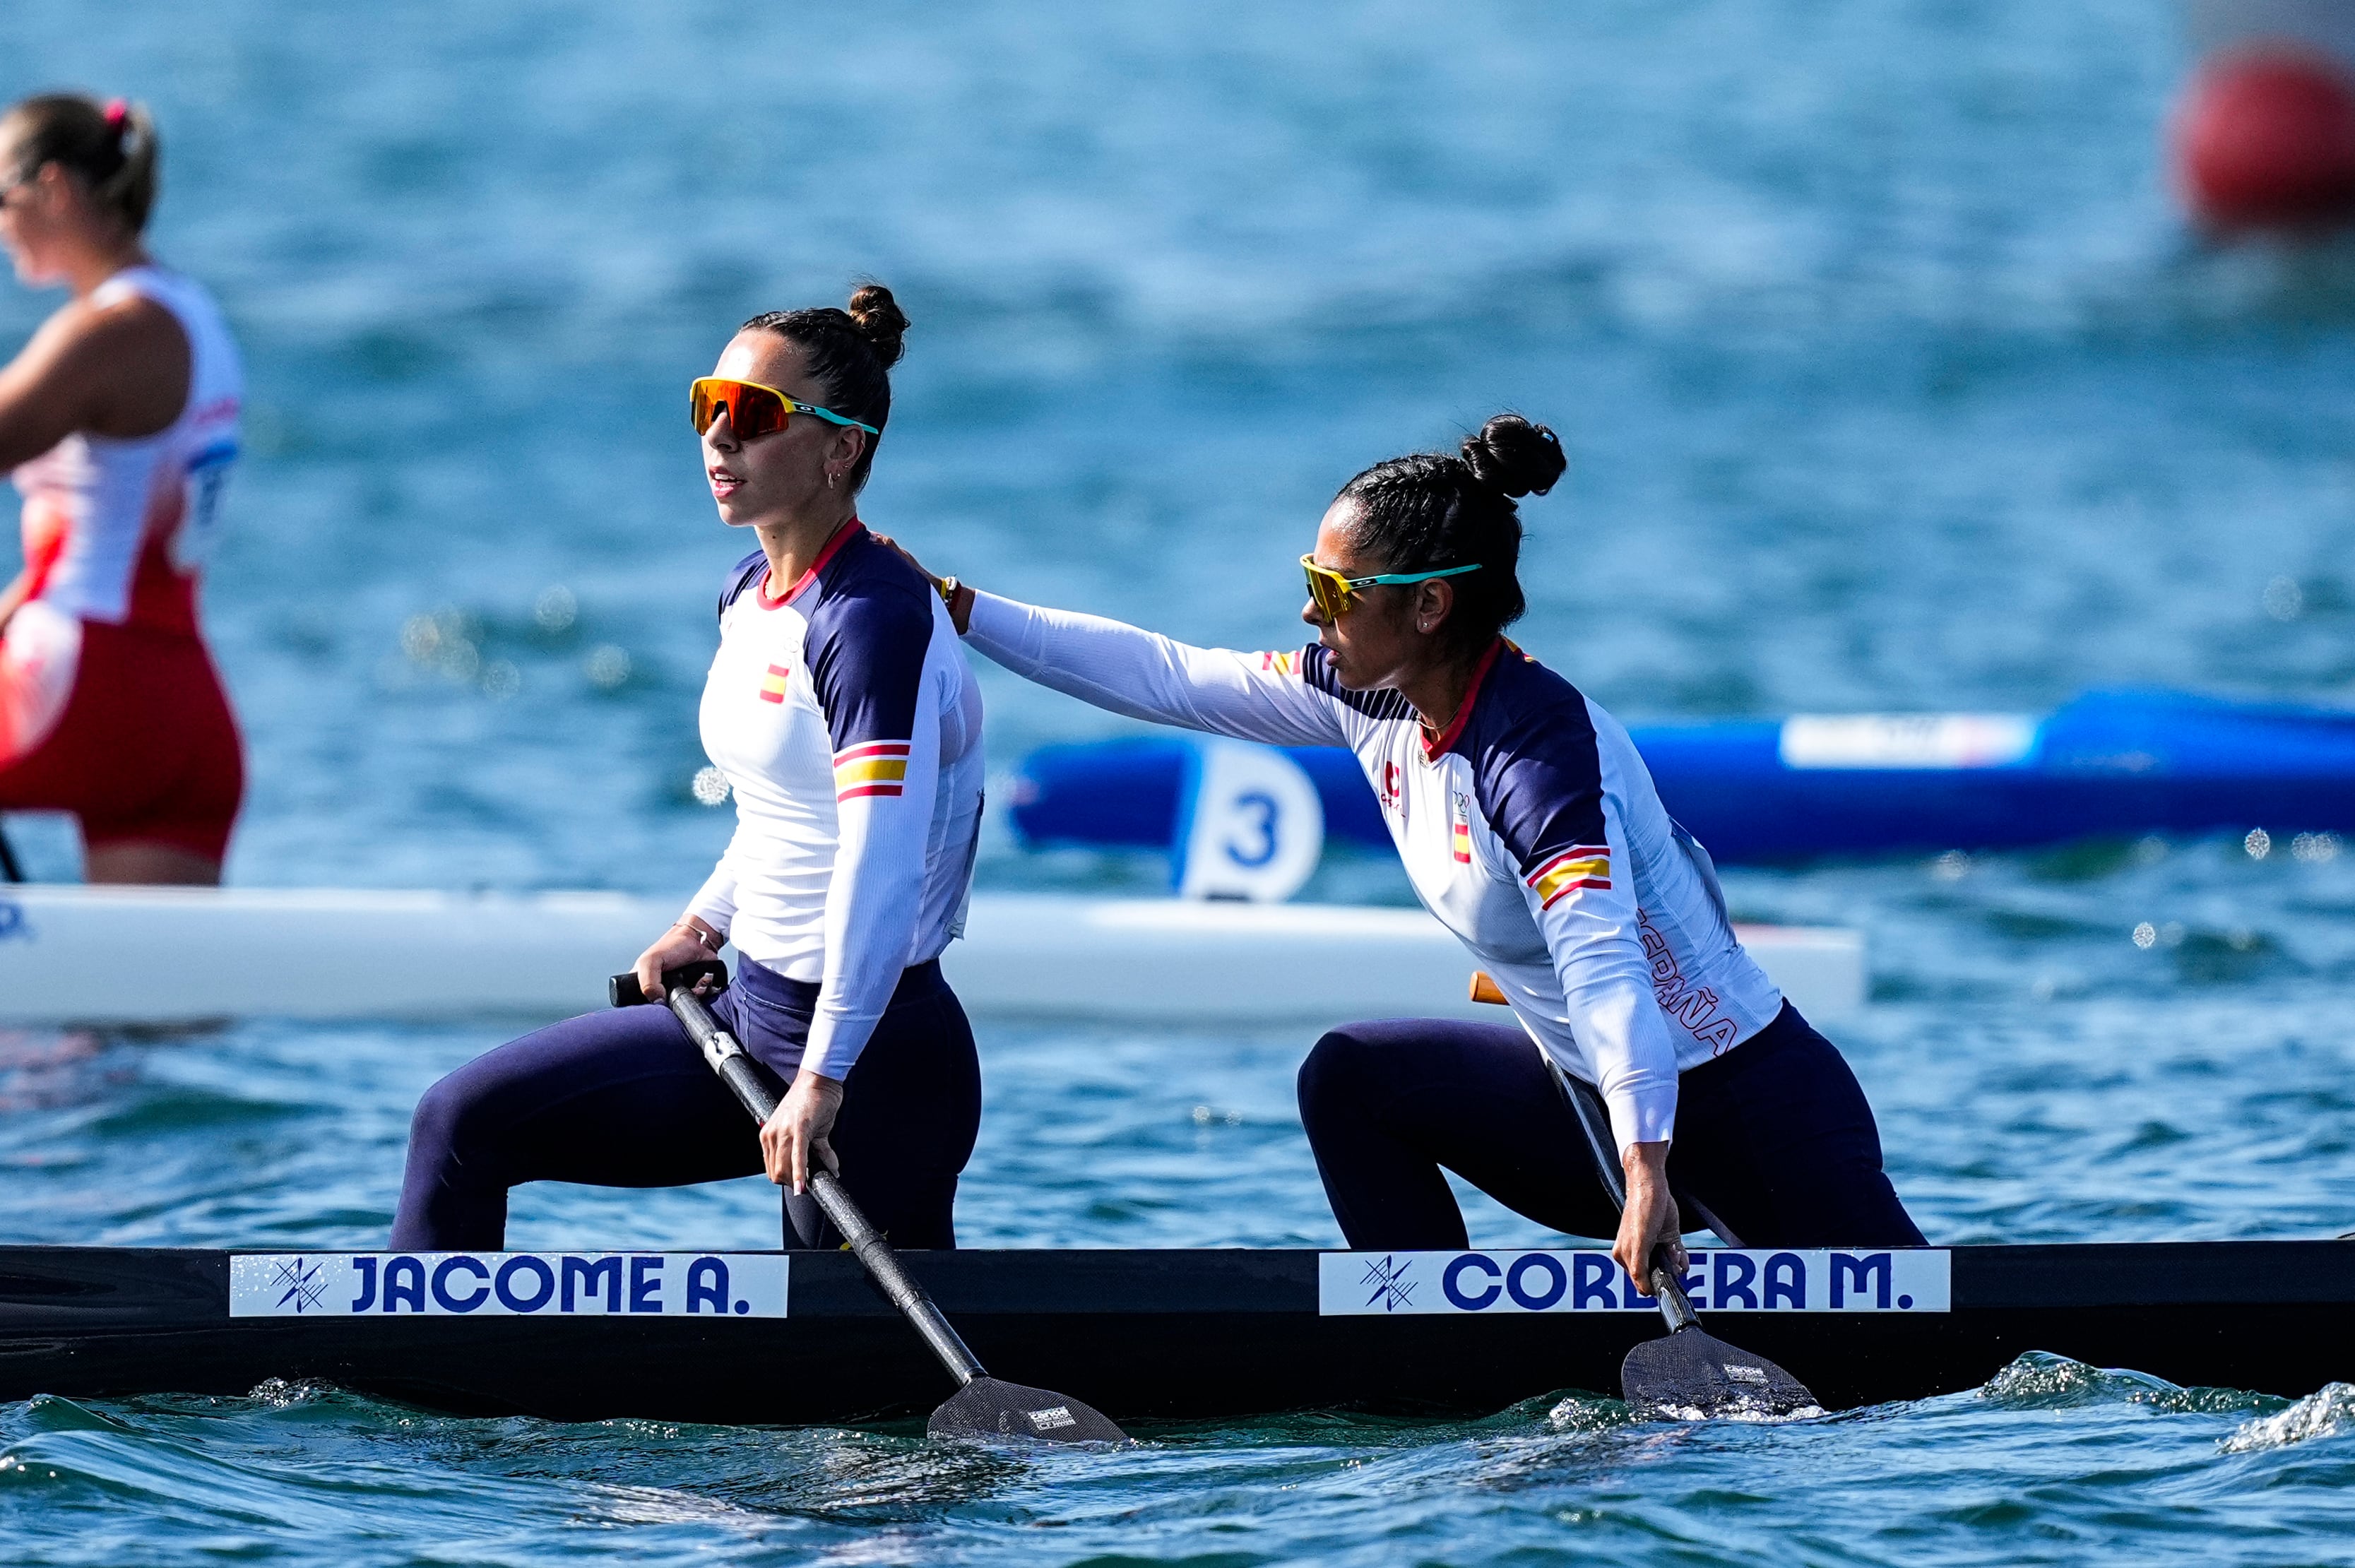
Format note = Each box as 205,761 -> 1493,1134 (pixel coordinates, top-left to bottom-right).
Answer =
717,550 -> 769,621
803,528 -> 939,756
1450,649 -> 1608,878
1300,644 -> 1416,722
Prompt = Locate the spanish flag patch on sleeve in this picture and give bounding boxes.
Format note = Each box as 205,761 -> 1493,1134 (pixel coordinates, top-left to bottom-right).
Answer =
832,740 -> 909,801
1526,845 -> 1610,907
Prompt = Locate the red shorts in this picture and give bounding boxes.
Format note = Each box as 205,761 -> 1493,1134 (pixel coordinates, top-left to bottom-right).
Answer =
0,614 -> 244,862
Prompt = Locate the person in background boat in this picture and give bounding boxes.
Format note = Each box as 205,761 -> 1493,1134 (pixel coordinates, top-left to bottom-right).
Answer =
896,414 -> 1923,1287
0,93 -> 244,884
393,285 -> 988,1252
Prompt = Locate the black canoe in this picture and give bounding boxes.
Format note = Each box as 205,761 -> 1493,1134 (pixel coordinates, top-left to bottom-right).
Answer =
2,1242 -> 2350,1425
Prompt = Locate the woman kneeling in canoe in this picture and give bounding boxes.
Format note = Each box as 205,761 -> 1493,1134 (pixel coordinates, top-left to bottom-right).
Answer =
394,286 -> 986,1251
903,415 -> 1921,1284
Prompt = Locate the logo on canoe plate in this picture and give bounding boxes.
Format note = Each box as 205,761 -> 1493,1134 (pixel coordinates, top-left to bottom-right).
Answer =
265,1256 -> 330,1314
1317,1249 -> 1952,1315
228,1252 -> 789,1317
1026,1406 -> 1078,1431
1359,1254 -> 1417,1312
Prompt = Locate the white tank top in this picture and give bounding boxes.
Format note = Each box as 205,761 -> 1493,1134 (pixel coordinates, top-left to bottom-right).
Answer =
9,265 -> 243,631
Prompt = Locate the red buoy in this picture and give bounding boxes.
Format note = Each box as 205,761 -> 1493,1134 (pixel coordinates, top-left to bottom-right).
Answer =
2173,46 -> 2355,232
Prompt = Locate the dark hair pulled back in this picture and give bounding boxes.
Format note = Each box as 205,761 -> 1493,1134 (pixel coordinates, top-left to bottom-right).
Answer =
738,283 -> 909,493
1,93 -> 161,234
1334,412 -> 1566,652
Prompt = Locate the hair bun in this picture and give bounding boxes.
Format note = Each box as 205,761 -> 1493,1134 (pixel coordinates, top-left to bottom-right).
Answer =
1460,413 -> 1565,499
846,283 -> 908,369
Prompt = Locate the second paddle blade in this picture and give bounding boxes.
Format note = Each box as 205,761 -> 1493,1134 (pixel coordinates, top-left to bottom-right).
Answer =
1621,1327 -> 1820,1421
927,1376 -> 1127,1444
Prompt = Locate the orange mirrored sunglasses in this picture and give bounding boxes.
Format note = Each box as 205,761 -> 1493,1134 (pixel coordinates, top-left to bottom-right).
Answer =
689,378 -> 879,440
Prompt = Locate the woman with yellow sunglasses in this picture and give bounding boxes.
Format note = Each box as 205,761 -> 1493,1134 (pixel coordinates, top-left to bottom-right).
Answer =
906,412 -> 1922,1288
393,285 -> 990,1256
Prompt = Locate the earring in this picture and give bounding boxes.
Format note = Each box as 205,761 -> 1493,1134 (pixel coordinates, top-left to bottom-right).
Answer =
825,471 -> 838,489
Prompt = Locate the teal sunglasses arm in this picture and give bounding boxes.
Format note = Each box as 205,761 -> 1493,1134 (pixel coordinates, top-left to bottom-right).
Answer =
1349,563 -> 1485,589
790,399 -> 881,436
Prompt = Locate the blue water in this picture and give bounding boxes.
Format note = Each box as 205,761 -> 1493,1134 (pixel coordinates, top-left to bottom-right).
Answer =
9,1 -> 2355,1562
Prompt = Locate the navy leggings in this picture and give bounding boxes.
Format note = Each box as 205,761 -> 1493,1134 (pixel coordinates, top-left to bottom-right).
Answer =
1297,1002 -> 1925,1251
391,958 -> 980,1252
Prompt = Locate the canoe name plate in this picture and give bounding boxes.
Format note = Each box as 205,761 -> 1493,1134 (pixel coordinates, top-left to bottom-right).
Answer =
228,1252 -> 790,1318
1319,1249 -> 1950,1315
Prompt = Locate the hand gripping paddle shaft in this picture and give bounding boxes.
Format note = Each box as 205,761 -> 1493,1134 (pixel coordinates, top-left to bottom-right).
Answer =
611,965 -> 1127,1442
1550,1062 -> 1818,1420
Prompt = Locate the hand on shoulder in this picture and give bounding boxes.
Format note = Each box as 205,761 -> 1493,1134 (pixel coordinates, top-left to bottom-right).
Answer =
870,532 -> 975,634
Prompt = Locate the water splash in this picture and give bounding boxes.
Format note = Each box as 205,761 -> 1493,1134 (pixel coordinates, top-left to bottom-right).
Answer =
1545,1393 -> 1631,1435
2220,1382 -> 2355,1454
244,1379 -> 336,1410
1640,1399 -> 1827,1425
1979,1351 -> 2272,1415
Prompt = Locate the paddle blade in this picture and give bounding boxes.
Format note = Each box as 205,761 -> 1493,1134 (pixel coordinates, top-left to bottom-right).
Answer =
1621,1327 -> 1820,1420
927,1376 -> 1128,1444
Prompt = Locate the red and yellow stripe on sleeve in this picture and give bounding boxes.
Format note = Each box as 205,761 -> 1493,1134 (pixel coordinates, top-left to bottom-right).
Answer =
1526,845 -> 1610,908
832,741 -> 909,801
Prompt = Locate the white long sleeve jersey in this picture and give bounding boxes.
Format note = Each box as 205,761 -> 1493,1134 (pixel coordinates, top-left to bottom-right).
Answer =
687,523 -> 985,1079
964,591 -> 1784,1154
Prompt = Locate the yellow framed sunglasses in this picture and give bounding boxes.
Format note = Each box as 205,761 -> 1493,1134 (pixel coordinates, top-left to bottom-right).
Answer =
1300,554 -> 1483,621
689,378 -> 879,439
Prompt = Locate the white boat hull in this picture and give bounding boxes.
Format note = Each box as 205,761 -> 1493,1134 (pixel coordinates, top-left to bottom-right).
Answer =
0,886 -> 1863,1028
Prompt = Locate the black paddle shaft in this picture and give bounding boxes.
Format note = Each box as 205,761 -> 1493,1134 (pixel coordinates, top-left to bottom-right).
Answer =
1548,1056 -> 1818,1418
1550,1062 -> 1698,1330
646,972 -> 986,1387
616,966 -> 1127,1442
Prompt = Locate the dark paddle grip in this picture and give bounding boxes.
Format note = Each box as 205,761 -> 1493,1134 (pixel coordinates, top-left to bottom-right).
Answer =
609,959 -> 728,1009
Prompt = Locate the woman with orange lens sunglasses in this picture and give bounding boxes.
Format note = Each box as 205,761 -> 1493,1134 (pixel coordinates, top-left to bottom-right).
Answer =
903,412 -> 1923,1286
394,285 -> 990,1257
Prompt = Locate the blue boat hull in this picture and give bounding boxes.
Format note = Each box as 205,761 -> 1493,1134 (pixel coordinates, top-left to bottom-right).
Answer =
1009,690 -> 2355,864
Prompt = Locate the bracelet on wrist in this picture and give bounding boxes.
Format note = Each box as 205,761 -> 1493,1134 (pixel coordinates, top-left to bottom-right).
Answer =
672,920 -> 724,953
